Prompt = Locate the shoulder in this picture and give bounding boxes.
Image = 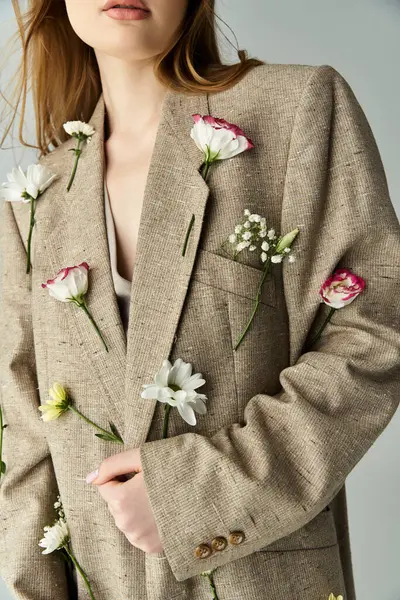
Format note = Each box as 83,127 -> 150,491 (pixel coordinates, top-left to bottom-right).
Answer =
214,62 -> 355,114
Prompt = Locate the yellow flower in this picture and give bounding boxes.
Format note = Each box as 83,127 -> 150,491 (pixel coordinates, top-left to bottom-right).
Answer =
328,594 -> 344,600
39,383 -> 70,422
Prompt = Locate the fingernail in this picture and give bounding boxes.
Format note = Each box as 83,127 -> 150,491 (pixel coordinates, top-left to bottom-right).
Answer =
86,469 -> 99,484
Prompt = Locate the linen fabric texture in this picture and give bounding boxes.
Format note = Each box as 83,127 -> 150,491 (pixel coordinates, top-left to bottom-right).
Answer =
1,63 -> 399,600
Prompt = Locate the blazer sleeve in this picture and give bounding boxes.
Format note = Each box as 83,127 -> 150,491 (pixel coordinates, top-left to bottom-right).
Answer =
138,65 -> 400,582
0,199 -> 70,599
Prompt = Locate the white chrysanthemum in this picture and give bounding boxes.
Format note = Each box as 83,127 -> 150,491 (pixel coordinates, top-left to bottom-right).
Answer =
249,244 -> 256,251
39,518 -> 69,554
252,214 -> 261,222
267,228 -> 275,239
0,164 -> 57,203
271,254 -> 283,263
261,241 -> 269,252
63,121 -> 95,139
141,358 -> 207,426
243,221 -> 251,228
261,252 -> 268,263
241,231 -> 252,241
228,233 -> 237,244
258,229 -> 267,238
243,208 -> 251,216
234,224 -> 242,234
39,383 -> 70,422
288,254 -> 296,263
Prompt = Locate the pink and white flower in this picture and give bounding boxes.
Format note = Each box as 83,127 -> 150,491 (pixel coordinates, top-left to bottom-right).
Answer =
41,262 -> 108,352
41,262 -> 89,303
190,114 -> 254,163
319,268 -> 366,309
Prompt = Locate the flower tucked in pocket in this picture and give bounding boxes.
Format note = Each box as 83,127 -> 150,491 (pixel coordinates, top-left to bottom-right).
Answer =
220,208 -> 300,350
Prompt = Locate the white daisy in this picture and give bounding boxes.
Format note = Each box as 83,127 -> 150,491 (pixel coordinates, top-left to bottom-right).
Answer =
39,519 -> 69,554
141,358 -> 207,426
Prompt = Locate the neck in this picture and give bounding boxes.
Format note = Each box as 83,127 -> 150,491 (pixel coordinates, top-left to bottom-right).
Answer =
95,50 -> 168,140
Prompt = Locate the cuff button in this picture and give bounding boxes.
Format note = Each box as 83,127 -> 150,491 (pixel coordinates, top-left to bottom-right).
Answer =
194,543 -> 212,559
228,531 -> 245,545
211,536 -> 227,551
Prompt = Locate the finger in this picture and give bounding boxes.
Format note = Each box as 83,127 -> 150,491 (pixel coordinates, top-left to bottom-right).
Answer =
96,479 -> 122,504
89,447 -> 141,485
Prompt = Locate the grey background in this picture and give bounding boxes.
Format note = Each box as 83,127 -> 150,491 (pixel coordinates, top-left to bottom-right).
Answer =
1,1 -> 399,599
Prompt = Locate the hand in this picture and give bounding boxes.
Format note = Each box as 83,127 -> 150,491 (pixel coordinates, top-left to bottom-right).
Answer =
86,448 -> 164,554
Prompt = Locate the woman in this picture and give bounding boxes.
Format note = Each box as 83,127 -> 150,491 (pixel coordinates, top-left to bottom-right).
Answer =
1,1 -> 399,599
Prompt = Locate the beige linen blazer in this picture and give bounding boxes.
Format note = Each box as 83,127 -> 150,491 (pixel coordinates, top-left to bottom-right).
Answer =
1,63 -> 400,600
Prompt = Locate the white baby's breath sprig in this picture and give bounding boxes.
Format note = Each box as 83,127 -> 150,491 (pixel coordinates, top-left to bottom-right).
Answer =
0,164 -> 57,273
141,358 -> 207,438
221,208 -> 300,350
39,497 -> 96,599
63,121 -> 95,192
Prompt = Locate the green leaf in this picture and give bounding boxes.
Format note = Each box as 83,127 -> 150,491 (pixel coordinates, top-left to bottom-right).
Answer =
109,422 -> 122,440
1,461 -> 6,474
94,433 -> 112,441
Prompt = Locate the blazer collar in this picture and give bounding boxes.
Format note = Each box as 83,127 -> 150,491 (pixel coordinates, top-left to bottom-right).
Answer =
44,86 -> 211,445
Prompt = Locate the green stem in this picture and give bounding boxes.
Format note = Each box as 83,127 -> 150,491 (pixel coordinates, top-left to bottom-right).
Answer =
201,161 -> 211,180
66,139 -> 83,192
182,214 -> 195,257
234,257 -> 271,351
63,544 -> 96,600
26,196 -> 36,274
182,160 -> 211,256
68,406 -> 123,443
204,572 -> 220,600
304,306 -> 336,351
77,300 -> 109,352
0,404 -> 5,478
162,404 -> 172,439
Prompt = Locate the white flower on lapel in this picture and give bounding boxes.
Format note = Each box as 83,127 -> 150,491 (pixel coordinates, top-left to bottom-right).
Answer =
40,497 -> 97,599
0,164 -> 57,274
63,120 -> 95,192
39,382 -> 123,443
222,208 -> 300,351
39,383 -> 71,421
41,262 -> 109,352
182,114 -> 254,257
141,358 -> 207,436
1,164 -> 56,203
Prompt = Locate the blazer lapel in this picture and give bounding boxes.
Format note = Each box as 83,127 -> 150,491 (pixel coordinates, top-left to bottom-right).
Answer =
42,87 -> 211,447
123,88 -> 211,447
43,95 -> 127,437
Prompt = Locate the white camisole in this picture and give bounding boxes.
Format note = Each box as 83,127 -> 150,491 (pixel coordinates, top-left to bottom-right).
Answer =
104,182 -> 132,332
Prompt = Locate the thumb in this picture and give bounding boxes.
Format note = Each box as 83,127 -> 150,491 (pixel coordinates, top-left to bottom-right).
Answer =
87,447 -> 141,485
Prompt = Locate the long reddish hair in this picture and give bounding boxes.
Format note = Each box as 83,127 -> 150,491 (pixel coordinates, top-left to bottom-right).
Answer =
1,0 -> 265,158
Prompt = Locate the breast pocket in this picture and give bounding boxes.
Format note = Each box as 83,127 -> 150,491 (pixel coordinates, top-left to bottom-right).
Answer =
191,248 -> 277,308
190,248 -> 289,420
